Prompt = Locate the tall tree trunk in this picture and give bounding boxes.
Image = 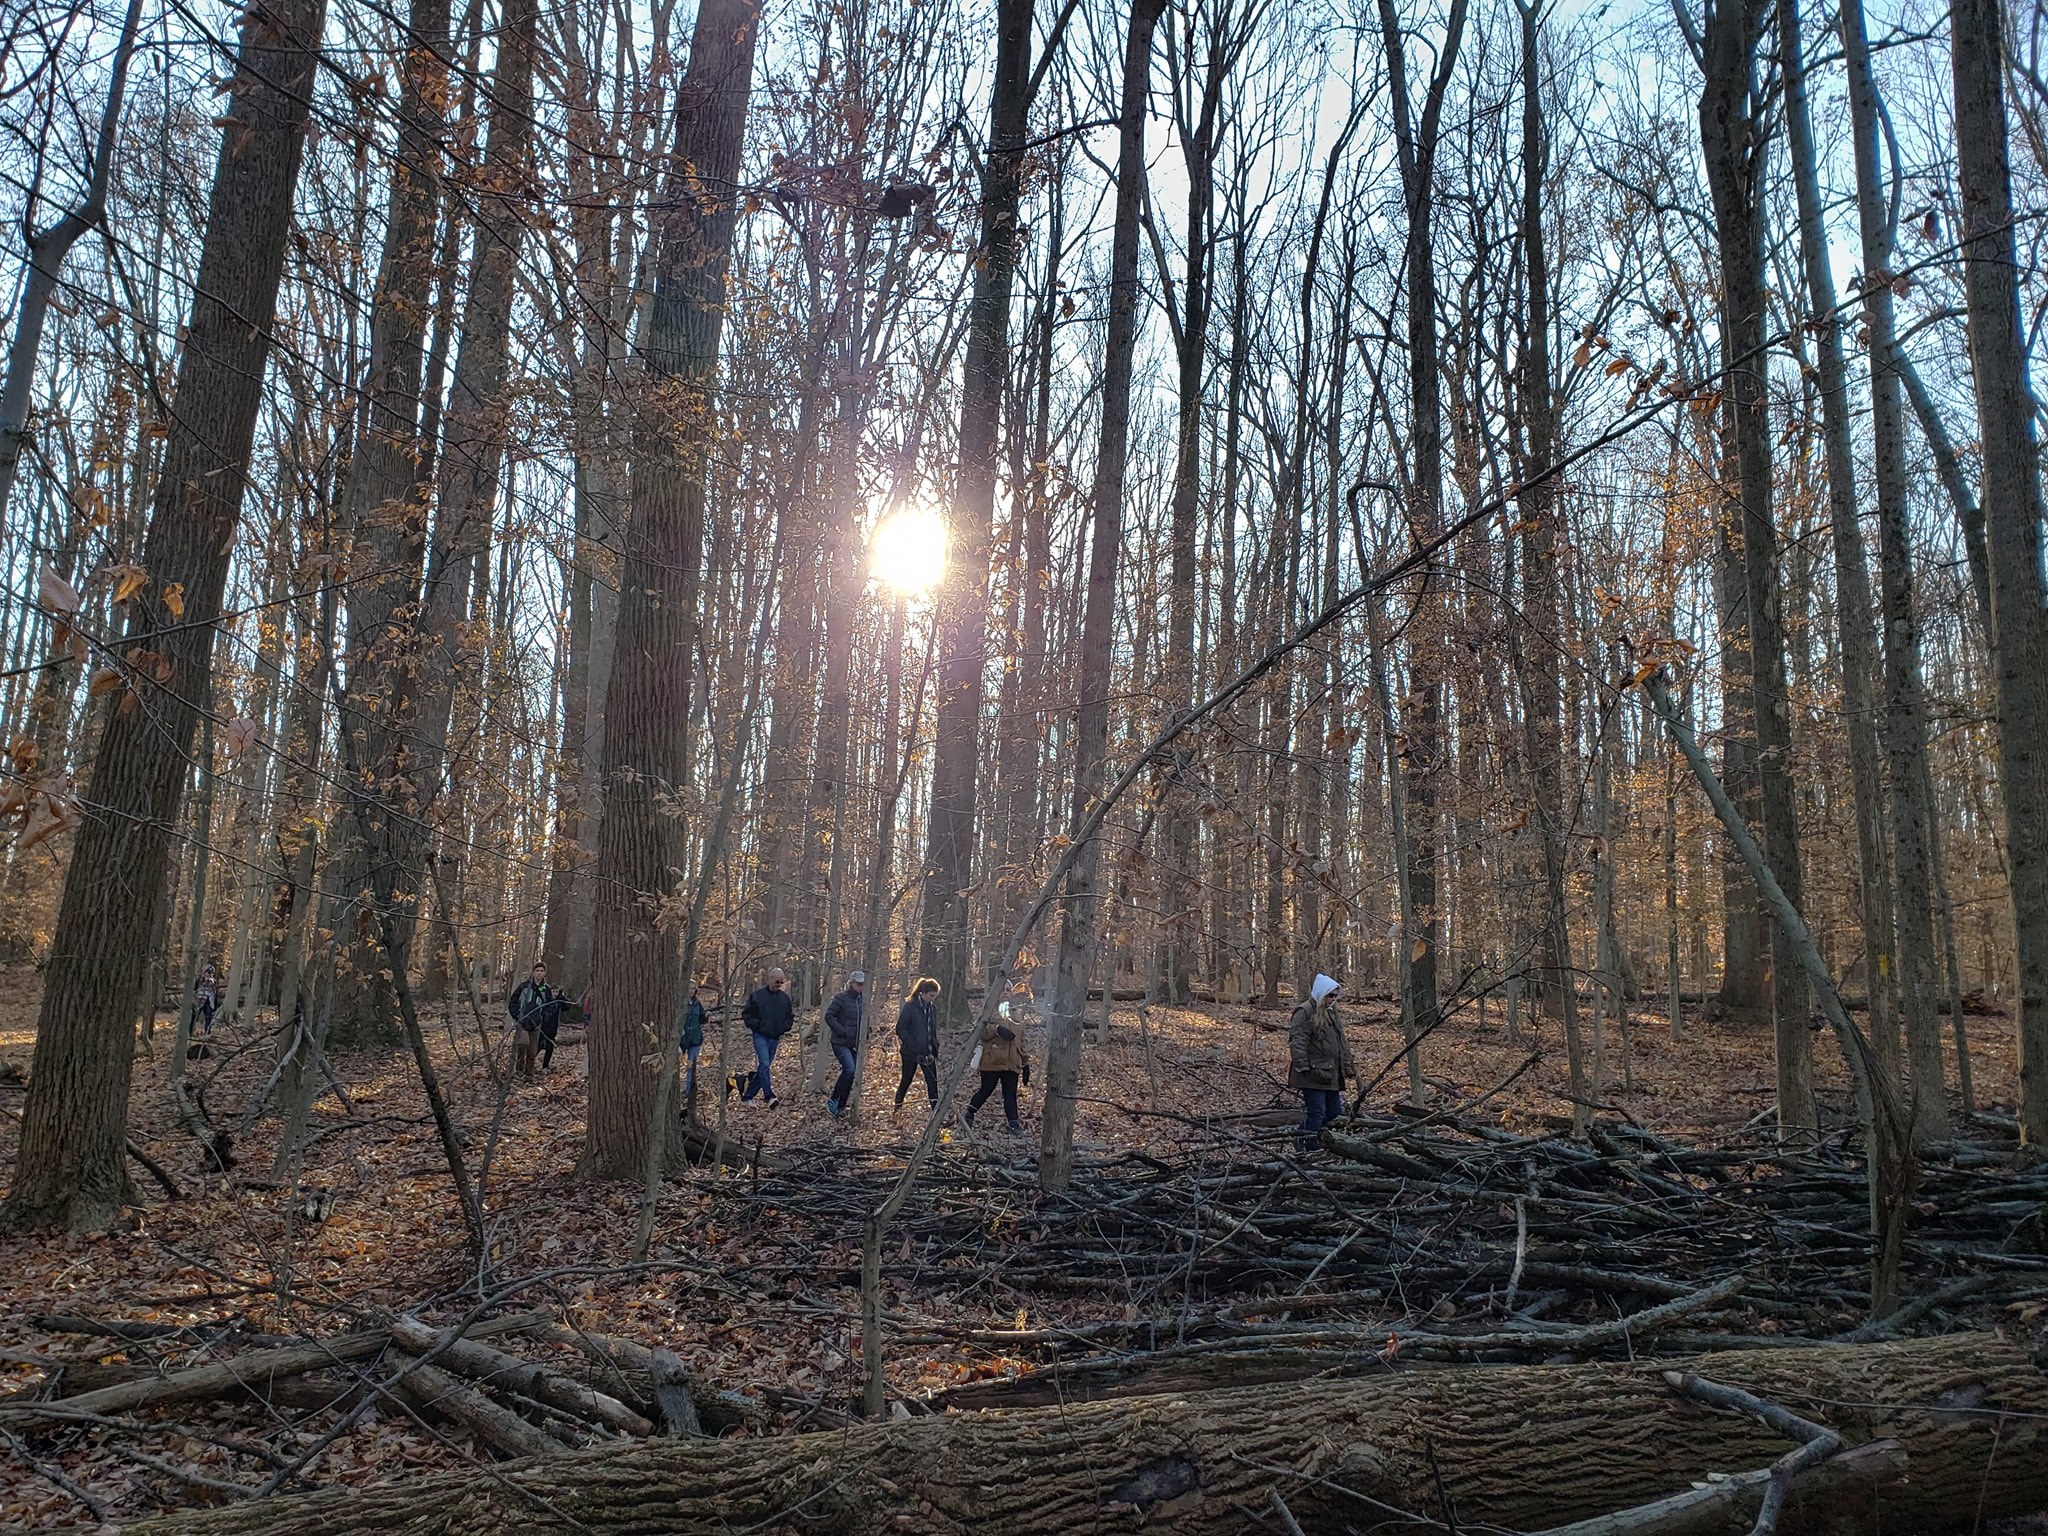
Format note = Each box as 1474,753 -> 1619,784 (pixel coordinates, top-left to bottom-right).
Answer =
397,0 -> 540,966
1510,0 -> 1588,1128
1837,0 -> 1946,1140
1951,0 -> 2048,1148
911,0 -> 1037,1042
1700,0 -> 1811,1133
1377,0 -> 1468,1087
582,0 -> 762,1180
3,0 -> 326,1230
319,0 -> 455,1047
1040,0 -> 1164,1192
1777,0 -> 1908,1106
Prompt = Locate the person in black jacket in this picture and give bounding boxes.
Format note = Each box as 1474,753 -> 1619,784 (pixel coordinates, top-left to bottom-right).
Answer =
739,967 -> 794,1107
823,970 -> 866,1118
894,977 -> 941,1111
679,980 -> 708,1106
506,962 -> 567,1077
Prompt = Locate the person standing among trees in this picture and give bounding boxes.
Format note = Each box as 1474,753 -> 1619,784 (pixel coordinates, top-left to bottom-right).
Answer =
740,966 -> 794,1107
679,979 -> 707,1110
823,970 -> 865,1118
193,964 -> 220,1040
966,998 -> 1030,1134
507,961 -> 565,1078
894,976 -> 941,1112
1288,973 -> 1352,1151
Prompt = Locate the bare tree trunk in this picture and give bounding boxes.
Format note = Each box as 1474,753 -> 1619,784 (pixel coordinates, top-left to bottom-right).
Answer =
3,0 -> 326,1230
1040,0 -> 1165,1192
911,0 -> 1037,1043
318,0 -> 454,1048
1511,0 -> 1588,1127
582,0 -> 762,1180
1376,0 -> 1469,1088
1778,0 -> 1907,1107
1700,0 -> 1811,1133
1835,0 -> 1946,1140
1948,0 -> 2048,1148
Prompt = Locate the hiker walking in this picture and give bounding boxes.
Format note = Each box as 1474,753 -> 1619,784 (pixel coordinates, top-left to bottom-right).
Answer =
193,963 -> 220,1037
1288,973 -> 1353,1150
507,961 -> 566,1077
680,980 -> 707,1108
823,970 -> 866,1118
894,977 -> 941,1111
739,967 -> 794,1107
965,998 -> 1030,1134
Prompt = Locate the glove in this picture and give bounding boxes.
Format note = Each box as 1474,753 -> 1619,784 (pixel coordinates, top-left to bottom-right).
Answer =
995,1025 -> 1016,1042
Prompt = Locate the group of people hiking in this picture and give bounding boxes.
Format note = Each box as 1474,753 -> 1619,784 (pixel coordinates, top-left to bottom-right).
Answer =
722,969 -> 1029,1133
502,954 -> 1357,1150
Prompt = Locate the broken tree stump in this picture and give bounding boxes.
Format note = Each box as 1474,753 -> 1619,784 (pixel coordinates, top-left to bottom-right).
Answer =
132,1333 -> 2048,1534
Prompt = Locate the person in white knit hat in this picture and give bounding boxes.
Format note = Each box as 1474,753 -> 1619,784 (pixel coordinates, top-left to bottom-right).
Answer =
1287,973 -> 1353,1151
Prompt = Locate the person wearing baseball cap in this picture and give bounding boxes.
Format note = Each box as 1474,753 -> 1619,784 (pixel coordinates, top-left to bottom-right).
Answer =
823,970 -> 867,1118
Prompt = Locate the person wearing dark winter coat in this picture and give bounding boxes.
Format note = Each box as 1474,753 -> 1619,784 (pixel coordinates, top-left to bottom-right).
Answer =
194,964 -> 221,1036
679,982 -> 708,1103
823,971 -> 866,1118
893,977 -> 941,1110
1288,973 -> 1353,1150
740,967 -> 795,1106
966,998 -> 1030,1133
507,962 -> 567,1076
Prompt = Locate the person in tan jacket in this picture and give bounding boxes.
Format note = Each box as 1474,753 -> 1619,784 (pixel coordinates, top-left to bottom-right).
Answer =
1288,973 -> 1352,1150
966,998 -> 1031,1133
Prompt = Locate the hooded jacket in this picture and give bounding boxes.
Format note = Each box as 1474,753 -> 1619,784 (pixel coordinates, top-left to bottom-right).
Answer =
1287,976 -> 1352,1092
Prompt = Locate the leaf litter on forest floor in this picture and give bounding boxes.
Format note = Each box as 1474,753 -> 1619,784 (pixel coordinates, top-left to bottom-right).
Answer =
0,965 -> 2038,1528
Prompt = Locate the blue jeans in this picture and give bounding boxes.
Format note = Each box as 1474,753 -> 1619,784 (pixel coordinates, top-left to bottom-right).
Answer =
1299,1088 -> 1342,1147
829,1044 -> 857,1110
742,1032 -> 780,1101
682,1044 -> 701,1100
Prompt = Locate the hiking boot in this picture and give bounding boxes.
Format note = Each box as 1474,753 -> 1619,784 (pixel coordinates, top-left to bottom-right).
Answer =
1006,1119 -> 1024,1135
963,1105 -> 977,1127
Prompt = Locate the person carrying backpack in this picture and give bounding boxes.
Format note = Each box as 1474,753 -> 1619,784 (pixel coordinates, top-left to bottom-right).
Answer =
894,977 -> 941,1112
739,967 -> 794,1107
1288,973 -> 1353,1151
823,970 -> 865,1118
965,998 -> 1030,1134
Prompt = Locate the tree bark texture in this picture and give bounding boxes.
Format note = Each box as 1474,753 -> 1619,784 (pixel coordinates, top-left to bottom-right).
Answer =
3,0 -> 325,1231
1776,0 -> 1907,1104
1837,0 -> 1947,1140
1039,0 -> 1166,1193
318,0 -> 454,1048
1950,0 -> 2048,1148
1699,0 -> 1811,1131
911,0 -> 1035,1042
139,1335 -> 2048,1536
582,0 -> 762,1179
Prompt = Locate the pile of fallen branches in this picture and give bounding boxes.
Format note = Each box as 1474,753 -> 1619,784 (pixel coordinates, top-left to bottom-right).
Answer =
688,1105 -> 2048,1406
0,1306 -> 776,1515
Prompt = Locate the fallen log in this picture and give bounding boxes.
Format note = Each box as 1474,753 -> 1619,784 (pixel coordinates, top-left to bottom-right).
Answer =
134,1334 -> 2048,1535
0,1312 -> 547,1425
387,1316 -> 652,1437
389,1356 -> 568,1460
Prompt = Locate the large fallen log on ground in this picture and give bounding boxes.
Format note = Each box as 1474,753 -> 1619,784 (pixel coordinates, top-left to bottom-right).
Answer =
136,1333 -> 2048,1534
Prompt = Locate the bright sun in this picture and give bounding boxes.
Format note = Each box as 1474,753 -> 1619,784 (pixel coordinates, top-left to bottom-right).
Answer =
871,504 -> 949,596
